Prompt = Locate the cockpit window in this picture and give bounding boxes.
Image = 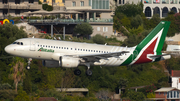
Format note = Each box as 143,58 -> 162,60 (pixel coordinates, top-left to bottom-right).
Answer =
12,41 -> 23,45
13,42 -> 17,44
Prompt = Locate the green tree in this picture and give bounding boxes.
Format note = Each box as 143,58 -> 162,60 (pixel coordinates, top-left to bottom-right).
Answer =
127,90 -> 146,101
115,2 -> 143,17
163,12 -> 179,37
91,34 -> 106,44
9,57 -> 26,92
42,4 -> 52,11
131,15 -> 143,29
14,87 -> 30,101
74,23 -> 93,38
147,92 -> 155,98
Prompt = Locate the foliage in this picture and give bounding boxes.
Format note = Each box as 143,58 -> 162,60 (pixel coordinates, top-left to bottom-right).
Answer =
42,4 -> 52,11
147,92 -> 155,98
127,90 -> 146,101
163,13 -> 179,37
174,13 -> 180,32
115,2 -> 143,17
91,34 -> 106,44
9,57 -> 26,92
74,23 -> 93,38
145,84 -> 157,93
14,87 -> 30,101
118,78 -> 128,89
131,15 -> 143,29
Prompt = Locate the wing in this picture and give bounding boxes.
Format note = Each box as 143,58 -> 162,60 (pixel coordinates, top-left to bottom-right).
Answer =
65,51 -> 129,62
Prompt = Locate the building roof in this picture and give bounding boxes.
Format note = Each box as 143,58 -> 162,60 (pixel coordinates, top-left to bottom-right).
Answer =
172,70 -> 180,77
155,87 -> 180,92
56,88 -> 88,93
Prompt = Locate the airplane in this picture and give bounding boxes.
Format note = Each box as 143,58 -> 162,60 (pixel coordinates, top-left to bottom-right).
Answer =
5,21 -> 171,76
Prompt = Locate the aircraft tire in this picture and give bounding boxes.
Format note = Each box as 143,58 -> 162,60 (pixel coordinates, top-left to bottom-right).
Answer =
26,66 -> 30,70
86,70 -> 92,76
74,69 -> 81,76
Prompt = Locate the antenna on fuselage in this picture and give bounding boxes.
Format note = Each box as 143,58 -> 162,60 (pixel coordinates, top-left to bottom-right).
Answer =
32,36 -> 34,38
105,43 -> 107,45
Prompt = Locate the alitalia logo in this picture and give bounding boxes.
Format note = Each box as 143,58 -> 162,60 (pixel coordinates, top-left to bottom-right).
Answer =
38,47 -> 54,53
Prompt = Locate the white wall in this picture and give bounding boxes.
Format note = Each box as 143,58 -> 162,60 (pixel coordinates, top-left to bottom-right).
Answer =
172,77 -> 180,89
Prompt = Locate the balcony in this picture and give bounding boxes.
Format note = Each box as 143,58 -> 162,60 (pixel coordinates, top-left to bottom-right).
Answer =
144,0 -> 152,4
153,0 -> 160,4
170,0 -> 178,4
28,18 -> 113,25
0,3 -> 41,10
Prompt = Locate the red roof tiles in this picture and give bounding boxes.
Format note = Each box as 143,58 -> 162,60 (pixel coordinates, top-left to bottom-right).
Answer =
172,70 -> 180,77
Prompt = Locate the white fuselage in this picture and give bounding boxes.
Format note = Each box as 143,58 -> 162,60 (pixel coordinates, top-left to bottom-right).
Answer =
5,38 -> 134,66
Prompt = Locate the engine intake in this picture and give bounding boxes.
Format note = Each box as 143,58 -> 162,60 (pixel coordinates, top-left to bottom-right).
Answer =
60,56 -> 80,68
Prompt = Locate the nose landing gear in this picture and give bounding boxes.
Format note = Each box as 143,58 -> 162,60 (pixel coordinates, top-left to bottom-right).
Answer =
26,58 -> 32,70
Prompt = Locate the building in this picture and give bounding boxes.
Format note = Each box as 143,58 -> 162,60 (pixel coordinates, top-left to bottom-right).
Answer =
171,70 -> 180,89
39,0 -> 65,10
64,0 -> 114,37
0,0 -> 41,19
152,87 -> 180,101
116,0 -> 180,18
143,0 -> 180,18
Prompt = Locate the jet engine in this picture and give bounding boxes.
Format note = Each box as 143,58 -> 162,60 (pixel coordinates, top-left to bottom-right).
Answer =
60,56 -> 80,68
42,57 -> 80,68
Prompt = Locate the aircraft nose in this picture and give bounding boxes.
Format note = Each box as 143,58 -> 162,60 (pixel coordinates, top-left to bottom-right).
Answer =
5,45 -> 12,54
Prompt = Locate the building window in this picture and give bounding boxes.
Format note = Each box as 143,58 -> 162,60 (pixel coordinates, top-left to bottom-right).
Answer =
63,0 -> 65,3
44,0 -> 46,2
52,0 -> 55,3
92,0 -> 109,9
97,27 -> 100,31
103,27 -> 108,32
81,1 -> 84,6
89,0 -> 91,6
15,10 -> 20,15
72,1 -> 76,6
29,0 -> 34,3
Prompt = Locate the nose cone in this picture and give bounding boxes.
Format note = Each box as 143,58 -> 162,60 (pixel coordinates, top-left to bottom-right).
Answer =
5,45 -> 12,54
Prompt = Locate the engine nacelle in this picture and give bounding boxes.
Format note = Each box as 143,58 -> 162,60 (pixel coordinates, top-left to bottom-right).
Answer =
42,60 -> 59,68
60,56 -> 80,68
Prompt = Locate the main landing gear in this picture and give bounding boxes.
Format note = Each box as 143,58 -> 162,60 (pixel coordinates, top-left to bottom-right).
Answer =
74,63 -> 93,76
26,58 -> 32,70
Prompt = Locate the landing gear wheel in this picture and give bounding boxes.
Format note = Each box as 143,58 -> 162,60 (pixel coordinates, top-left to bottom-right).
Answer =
86,70 -> 92,76
74,69 -> 81,76
26,66 -> 30,70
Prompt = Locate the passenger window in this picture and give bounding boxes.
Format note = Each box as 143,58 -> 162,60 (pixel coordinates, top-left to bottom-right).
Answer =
75,48 -> 76,50
99,51 -> 101,53
88,50 -> 90,52
54,46 -> 55,48
48,46 -> 50,48
56,47 -> 58,49
71,48 -> 72,50
81,49 -> 82,51
40,45 -> 42,47
94,50 -> 95,52
67,48 -> 68,50
91,50 -> 93,52
83,49 -> 85,51
51,46 -> 53,48
78,49 -> 79,51
62,47 -> 63,49
38,45 -> 39,47
43,45 -> 45,47
64,47 -> 66,49
46,45 -> 47,47
86,49 -> 87,51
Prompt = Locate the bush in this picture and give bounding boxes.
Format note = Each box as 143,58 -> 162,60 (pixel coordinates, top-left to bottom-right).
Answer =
91,34 -> 106,44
